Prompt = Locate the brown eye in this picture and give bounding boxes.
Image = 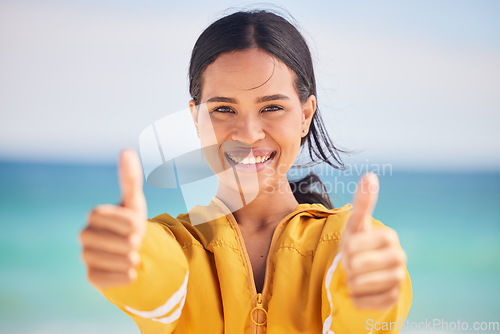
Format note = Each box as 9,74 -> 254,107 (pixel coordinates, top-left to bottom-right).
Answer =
212,106 -> 235,113
261,105 -> 283,112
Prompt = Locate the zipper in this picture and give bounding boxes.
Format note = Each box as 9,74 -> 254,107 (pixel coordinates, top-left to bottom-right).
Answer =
212,197 -> 352,333
225,207 -> 300,334
226,213 -> 267,334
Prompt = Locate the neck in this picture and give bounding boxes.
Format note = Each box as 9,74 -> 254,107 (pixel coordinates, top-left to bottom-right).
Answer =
215,176 -> 300,234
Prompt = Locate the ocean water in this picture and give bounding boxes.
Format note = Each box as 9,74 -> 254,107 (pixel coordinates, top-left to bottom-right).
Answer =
0,160 -> 499,333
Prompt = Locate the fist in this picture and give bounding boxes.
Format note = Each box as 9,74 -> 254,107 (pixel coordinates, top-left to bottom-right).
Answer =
340,173 -> 407,310
79,149 -> 148,289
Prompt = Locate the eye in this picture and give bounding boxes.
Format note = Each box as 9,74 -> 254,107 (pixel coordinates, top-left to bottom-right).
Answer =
261,105 -> 283,112
211,106 -> 235,114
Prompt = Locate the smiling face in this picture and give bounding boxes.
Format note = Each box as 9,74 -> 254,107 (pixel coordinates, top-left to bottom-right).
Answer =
189,48 -> 316,198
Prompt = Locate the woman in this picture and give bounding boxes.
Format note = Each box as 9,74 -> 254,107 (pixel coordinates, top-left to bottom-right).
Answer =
80,10 -> 412,333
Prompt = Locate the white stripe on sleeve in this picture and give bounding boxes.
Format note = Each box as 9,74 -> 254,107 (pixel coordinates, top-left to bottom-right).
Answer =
124,270 -> 189,323
323,253 -> 341,334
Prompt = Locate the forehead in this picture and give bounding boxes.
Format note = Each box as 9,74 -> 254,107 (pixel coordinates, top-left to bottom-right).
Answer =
201,48 -> 297,100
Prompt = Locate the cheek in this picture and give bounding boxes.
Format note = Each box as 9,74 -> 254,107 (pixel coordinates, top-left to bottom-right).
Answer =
277,119 -> 304,149
287,137 -> 302,160
198,122 -> 218,147
276,129 -> 302,163
197,113 -> 227,146
197,118 -> 229,176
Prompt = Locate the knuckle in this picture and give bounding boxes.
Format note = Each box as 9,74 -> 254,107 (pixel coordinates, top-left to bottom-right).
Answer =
87,269 -> 99,285
387,229 -> 399,243
395,250 -> 405,263
395,268 -> 406,283
87,206 -> 103,223
124,253 -> 134,266
131,251 -> 141,266
381,231 -> 391,243
87,208 -> 97,222
125,268 -> 137,283
125,252 -> 138,267
81,249 -> 91,263
78,230 -> 85,243
79,228 -> 90,243
130,233 -> 143,249
125,235 -> 136,250
381,229 -> 396,244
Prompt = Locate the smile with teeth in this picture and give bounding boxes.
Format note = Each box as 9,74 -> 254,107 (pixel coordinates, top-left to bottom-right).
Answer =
227,152 -> 274,165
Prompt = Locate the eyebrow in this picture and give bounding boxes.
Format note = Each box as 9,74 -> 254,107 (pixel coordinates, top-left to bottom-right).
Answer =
205,94 -> 291,104
256,94 -> 290,103
206,96 -> 237,103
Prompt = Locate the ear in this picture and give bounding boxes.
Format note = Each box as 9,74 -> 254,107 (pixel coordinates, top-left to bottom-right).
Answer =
189,99 -> 200,138
301,95 -> 317,137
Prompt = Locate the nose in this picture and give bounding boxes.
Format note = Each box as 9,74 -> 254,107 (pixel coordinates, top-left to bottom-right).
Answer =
230,114 -> 265,144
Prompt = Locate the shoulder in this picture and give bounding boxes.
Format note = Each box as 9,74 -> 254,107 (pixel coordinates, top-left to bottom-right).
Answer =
293,203 -> 352,218
274,203 -> 353,251
294,202 -> 353,227
313,203 -> 391,237
146,200 -> 232,249
146,212 -> 206,248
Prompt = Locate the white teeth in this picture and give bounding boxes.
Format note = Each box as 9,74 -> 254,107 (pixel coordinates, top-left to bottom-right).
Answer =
241,156 -> 256,164
228,153 -> 272,165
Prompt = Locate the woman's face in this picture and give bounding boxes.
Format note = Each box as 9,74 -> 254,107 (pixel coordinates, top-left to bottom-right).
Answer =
189,48 -> 316,196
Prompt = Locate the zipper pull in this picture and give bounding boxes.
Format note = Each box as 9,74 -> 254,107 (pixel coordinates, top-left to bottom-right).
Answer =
251,293 -> 268,326
256,293 -> 263,307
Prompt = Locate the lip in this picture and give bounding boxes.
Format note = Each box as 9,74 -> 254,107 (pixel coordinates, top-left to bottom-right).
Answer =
224,150 -> 277,173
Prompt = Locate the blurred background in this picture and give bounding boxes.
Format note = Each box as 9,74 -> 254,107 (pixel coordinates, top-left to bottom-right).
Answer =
1,0 -> 499,333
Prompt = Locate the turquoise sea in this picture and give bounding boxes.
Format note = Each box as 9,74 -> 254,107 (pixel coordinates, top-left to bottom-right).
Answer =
1,160 -> 499,333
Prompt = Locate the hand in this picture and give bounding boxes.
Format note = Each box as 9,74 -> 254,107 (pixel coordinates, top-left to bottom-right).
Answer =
79,149 -> 148,289
340,172 -> 407,310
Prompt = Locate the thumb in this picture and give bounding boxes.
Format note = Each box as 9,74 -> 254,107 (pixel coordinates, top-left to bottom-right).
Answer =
345,172 -> 379,235
118,149 -> 147,215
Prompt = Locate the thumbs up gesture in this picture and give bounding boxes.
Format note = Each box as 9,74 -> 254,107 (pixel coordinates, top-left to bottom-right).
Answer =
340,172 -> 407,310
80,149 -> 148,289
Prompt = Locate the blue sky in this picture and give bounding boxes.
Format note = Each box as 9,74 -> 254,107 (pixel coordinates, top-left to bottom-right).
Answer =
0,0 -> 499,171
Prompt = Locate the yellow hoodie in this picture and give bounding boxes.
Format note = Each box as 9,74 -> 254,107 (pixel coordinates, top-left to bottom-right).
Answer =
100,197 -> 412,333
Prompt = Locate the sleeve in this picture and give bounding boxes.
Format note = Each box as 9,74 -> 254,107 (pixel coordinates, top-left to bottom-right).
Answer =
98,221 -> 189,333
321,219 -> 413,334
